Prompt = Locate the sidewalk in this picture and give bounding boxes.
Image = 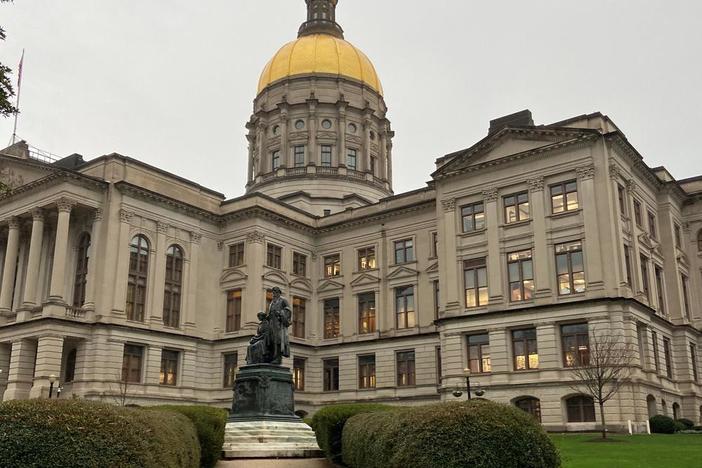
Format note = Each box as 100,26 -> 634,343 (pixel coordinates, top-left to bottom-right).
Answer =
217,458 -> 334,468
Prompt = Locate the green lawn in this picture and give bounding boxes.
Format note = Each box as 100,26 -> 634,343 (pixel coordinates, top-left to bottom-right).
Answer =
551,434 -> 702,468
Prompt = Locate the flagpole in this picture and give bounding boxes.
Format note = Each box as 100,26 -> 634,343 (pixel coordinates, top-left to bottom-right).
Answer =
11,49 -> 24,145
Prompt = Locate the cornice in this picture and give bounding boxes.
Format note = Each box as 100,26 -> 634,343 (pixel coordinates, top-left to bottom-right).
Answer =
0,171 -> 107,203
317,199 -> 436,234
115,182 -> 221,224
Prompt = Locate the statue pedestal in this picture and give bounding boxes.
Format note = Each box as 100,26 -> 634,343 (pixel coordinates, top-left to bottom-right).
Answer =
223,364 -> 322,459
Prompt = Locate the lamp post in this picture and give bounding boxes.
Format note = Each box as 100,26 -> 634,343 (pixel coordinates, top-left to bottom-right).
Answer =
56,385 -> 62,399
48,374 -> 57,399
464,367 -> 472,400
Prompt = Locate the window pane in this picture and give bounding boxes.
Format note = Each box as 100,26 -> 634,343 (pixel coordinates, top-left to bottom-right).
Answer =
556,254 -> 569,275
572,251 -> 584,273
552,195 -> 565,213
522,260 -> 533,280
477,268 -> 487,287
508,263 -> 520,282
519,202 -> 530,220
474,212 -> 486,230
573,272 -> 586,293
506,206 -> 517,223
566,192 -> 579,210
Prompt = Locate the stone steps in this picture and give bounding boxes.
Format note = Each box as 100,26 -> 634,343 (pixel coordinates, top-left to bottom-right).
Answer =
223,420 -> 323,459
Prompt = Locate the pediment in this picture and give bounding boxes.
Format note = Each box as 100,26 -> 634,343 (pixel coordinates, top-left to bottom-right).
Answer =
387,265 -> 419,280
219,268 -> 248,284
350,272 -> 381,287
318,278 -> 345,292
289,276 -> 313,293
425,261 -> 439,273
262,269 -> 288,284
0,155 -> 58,190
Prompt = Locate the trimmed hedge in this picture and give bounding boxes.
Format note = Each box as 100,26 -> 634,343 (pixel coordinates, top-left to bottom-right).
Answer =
677,418 -> 695,430
310,403 -> 396,464
342,400 -> 560,468
0,399 -> 200,468
151,405 -> 228,468
649,415 -> 677,434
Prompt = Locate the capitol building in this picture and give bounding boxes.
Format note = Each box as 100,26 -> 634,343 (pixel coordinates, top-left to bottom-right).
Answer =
0,0 -> 701,432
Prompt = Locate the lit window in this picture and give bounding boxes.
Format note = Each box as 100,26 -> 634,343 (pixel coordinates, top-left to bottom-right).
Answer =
292,297 -> 306,338
504,192 -> 530,223
293,357 -> 305,391
323,298 -> 340,339
550,181 -> 579,214
358,292 -> 376,334
561,323 -> 589,367
464,258 -> 488,307
324,254 -> 341,277
555,241 -> 585,295
512,329 -> 539,370
226,290 -> 242,332
357,247 -> 376,270
508,250 -> 534,302
467,333 -> 491,373
223,352 -> 237,388
461,202 -> 485,232
159,350 -> 179,386
396,351 -> 416,387
358,354 -> 376,389
395,286 -> 415,329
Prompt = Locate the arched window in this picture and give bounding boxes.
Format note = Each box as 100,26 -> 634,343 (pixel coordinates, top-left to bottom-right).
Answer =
661,400 -> 668,416
646,395 -> 656,418
72,233 -> 91,307
672,402 -> 680,420
566,395 -> 596,422
514,397 -> 542,422
64,348 -> 77,383
163,245 -> 183,328
127,235 -> 150,322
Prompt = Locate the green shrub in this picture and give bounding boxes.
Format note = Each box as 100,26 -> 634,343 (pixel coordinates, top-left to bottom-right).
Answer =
673,421 -> 687,432
677,418 -> 695,430
0,399 -> 199,468
693,425 -> 702,431
310,403 -> 396,464
342,400 -> 560,468
649,415 -> 677,434
152,405 -> 228,468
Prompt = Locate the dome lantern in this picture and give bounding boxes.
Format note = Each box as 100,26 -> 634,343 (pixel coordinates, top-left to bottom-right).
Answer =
298,0 -> 344,39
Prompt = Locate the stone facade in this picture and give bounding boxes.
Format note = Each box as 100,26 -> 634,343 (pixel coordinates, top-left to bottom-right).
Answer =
0,1 -> 701,432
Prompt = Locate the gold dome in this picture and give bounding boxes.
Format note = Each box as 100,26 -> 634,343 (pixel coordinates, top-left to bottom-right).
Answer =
257,34 -> 383,96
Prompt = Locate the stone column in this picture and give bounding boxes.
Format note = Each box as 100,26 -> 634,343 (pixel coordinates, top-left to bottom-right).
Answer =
184,232 -> 200,329
336,100 -> 347,167
577,165 -> 604,290
528,177 -> 551,297
112,209 -> 134,314
440,199 -> 460,314
3,339 -> 36,401
307,98 -> 318,166
483,189 -> 504,305
280,107 -> 289,165
49,199 -> 75,302
379,131 -> 388,179
245,231 -> 265,328
82,209 -> 103,311
150,222 -> 169,324
0,218 -> 21,314
22,209 -> 45,307
28,335 -> 64,399
362,111 -> 372,172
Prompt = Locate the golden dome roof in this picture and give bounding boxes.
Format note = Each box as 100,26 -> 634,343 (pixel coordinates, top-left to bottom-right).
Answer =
257,33 -> 383,96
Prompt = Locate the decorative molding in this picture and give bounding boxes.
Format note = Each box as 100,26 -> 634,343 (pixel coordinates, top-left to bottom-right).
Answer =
626,179 -> 637,194
93,208 -> 104,222
246,231 -> 265,244
527,177 -> 544,192
7,217 -> 20,229
190,232 -> 202,245
482,188 -> 498,202
56,197 -> 76,213
119,209 -> 134,224
217,241 -> 224,251
608,164 -> 621,180
576,165 -> 596,180
441,198 -> 456,212
31,208 -> 45,222
157,222 -> 170,234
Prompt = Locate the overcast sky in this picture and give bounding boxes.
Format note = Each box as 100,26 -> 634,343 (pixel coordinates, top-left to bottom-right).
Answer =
1,0 -> 701,198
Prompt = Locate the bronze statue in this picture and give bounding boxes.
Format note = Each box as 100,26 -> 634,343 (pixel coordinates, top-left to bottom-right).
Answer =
245,287 -> 291,365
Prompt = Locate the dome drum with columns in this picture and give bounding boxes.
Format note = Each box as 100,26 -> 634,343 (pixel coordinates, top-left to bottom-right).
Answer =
246,0 -> 393,216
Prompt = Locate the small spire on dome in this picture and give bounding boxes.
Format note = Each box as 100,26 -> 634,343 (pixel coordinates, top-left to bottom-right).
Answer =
298,0 -> 344,39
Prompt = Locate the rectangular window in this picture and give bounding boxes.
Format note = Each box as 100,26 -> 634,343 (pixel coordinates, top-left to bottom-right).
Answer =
633,200 -> 642,226
431,232 -> 438,258
346,149 -> 358,170
272,150 -> 281,170
508,250 -> 534,302
160,350 -> 179,386
652,331 -> 660,372
395,286 -> 416,329
648,212 -> 657,239
122,345 -> 144,383
433,280 -> 440,320
397,350 -> 416,387
358,354 -> 376,389
294,145 -> 305,167
226,289 -> 242,332
292,296 -> 306,338
640,255 -> 650,300
624,245 -> 633,286
321,145 -> 332,167
504,192 -> 530,223
228,242 -> 245,267
394,239 -> 414,264
324,254 -> 341,277
555,241 -> 585,295
654,267 -> 665,315
617,184 -> 627,215
691,344 -> 699,382
550,181 -> 579,214
561,323 -> 589,367
512,328 -> 539,370
467,333 -> 491,373
323,358 -> 340,391
292,252 -> 307,277
293,357 -> 305,391
267,244 -> 282,269
323,298 -> 340,339
681,274 -> 691,321
674,224 -> 682,249
223,352 -> 238,388
461,202 -> 486,232
358,292 -> 376,334
663,338 -> 673,378
464,258 -> 488,307
436,346 -> 442,385
357,247 -> 376,270
370,156 -> 377,175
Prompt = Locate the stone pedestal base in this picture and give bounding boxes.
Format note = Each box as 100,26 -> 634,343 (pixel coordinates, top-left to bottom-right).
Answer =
222,420 -> 323,459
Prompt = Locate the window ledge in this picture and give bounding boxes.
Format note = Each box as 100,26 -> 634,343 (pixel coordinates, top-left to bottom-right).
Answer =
503,219 -> 532,229
459,228 -> 487,239
508,300 -> 535,306
392,260 -> 417,268
353,268 -> 379,274
557,292 -> 588,300
290,273 -> 308,279
548,209 -> 582,220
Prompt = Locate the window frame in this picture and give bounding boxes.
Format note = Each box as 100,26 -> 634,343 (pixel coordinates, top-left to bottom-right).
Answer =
292,296 -> 306,338
395,285 -> 416,329
663,337 -> 673,379
159,349 -> 179,386
272,150 -> 281,171
652,331 -> 660,372
654,266 -> 666,315
127,235 -> 150,322
357,246 -> 376,271
228,242 -> 245,268
461,202 -> 486,232
467,333 -> 491,374
507,250 -> 534,302
396,350 -> 416,387
122,344 -> 144,383
647,211 -> 657,239
515,397 -> 542,422
358,291 -> 376,335
346,148 -> 358,170
163,245 -> 184,328
323,298 -> 340,339
503,191 -> 530,224
674,223 -> 682,249
223,352 -> 238,388
550,180 -> 579,214
324,253 -> 341,278
73,233 -> 91,308
555,241 -> 585,296
292,357 -> 305,391
294,145 -> 305,168
393,238 -> 414,264
624,244 -> 633,286
321,145 -> 332,167
464,258 -> 488,308
617,184 -> 627,216
633,199 -> 643,226
512,328 -> 539,371
681,274 -> 691,321
691,343 -> 699,382
566,395 -> 596,423
292,252 -> 307,277
323,358 -> 340,391
358,354 -> 376,389
226,289 -> 242,332
561,323 -> 590,367
266,243 -> 282,269
640,254 -> 650,300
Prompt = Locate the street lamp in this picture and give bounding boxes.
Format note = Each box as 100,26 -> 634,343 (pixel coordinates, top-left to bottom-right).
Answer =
464,367 -> 472,400
56,385 -> 63,399
48,374 -> 57,399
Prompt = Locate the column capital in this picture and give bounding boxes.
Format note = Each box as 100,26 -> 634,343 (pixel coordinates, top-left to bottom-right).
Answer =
626,179 -> 637,194
7,217 -> 21,230
609,164 -> 621,180
190,232 -> 202,245
482,188 -> 499,202
246,231 -> 265,244
527,177 -> 544,192
576,165 -> 596,181
93,208 -> 104,221
441,198 -> 456,212
56,198 -> 76,213
156,222 -> 169,234
31,208 -> 45,222
119,209 -> 134,224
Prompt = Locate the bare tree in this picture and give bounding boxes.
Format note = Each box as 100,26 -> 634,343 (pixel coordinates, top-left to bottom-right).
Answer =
568,328 -> 636,439
107,372 -> 132,407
